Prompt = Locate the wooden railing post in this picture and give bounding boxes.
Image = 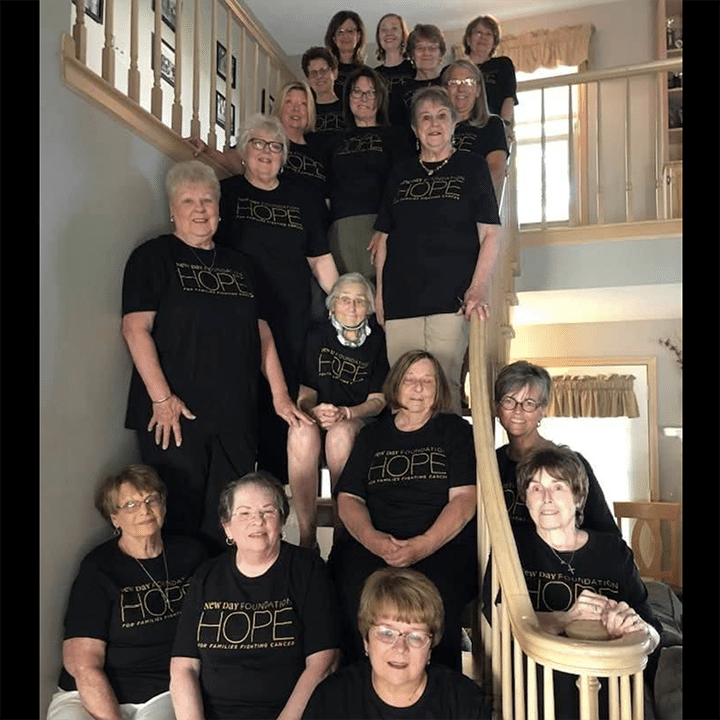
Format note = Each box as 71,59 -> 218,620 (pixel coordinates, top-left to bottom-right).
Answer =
72,0 -> 87,64
127,0 -> 140,102
101,0 -> 115,85
171,0 -> 183,133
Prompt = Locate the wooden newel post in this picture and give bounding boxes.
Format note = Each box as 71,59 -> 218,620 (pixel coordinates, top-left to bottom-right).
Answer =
577,675 -> 601,720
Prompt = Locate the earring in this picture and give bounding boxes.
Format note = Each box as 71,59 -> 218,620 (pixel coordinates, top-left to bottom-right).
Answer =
415,137 -> 420,152
170,216 -> 175,222
113,526 -> 120,537
225,536 -> 235,546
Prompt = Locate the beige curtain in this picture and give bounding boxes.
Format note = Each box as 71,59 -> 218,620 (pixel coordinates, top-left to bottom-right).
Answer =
493,23 -> 594,73
547,374 -> 640,418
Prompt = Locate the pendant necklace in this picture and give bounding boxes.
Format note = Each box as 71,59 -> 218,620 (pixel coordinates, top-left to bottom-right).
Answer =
188,243 -> 217,271
419,149 -> 454,176
548,544 -> 576,575
135,550 -> 170,605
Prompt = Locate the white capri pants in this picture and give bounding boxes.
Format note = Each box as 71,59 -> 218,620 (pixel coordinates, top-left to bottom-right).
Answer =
46,689 -> 175,720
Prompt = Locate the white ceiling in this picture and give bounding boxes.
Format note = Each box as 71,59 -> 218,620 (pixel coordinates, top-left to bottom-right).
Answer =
242,0 -> 622,58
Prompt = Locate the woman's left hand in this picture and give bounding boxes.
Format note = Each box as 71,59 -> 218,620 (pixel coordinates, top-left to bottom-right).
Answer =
311,403 -> 348,429
460,283 -> 491,321
601,600 -> 647,638
273,393 -> 314,428
381,536 -> 432,568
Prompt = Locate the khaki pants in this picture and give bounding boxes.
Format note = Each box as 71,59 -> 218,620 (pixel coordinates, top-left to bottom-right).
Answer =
385,313 -> 469,414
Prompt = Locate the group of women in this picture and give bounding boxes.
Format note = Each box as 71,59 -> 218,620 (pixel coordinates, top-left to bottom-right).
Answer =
49,9 -> 662,720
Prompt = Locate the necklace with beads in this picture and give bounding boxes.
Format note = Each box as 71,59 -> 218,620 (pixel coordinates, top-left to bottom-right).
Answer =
418,149 -> 454,176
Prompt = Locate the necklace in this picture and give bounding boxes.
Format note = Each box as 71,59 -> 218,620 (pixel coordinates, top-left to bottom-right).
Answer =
188,243 -> 217,271
418,150 -> 453,176
548,544 -> 577,575
135,550 -> 170,605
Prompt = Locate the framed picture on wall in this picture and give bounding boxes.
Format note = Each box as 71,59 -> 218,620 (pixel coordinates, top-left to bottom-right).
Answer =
151,0 -> 177,32
216,42 -> 237,89
261,89 -> 275,114
73,0 -> 104,24
215,91 -> 236,136
151,34 -> 175,87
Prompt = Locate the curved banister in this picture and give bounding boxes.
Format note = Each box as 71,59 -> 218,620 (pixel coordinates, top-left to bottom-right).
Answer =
468,317 -> 653,717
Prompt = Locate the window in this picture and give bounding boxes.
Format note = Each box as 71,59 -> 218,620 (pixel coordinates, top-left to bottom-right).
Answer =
514,65 -> 578,226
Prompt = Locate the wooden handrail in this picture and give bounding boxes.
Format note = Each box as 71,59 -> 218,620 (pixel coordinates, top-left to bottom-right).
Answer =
468,317 -> 654,718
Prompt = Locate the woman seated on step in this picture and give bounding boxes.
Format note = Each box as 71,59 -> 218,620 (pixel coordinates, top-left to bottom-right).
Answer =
287,273 -> 389,549
47,465 -> 207,720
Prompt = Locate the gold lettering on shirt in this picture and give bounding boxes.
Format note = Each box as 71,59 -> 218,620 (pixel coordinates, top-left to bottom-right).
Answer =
235,197 -> 304,230
119,577 -> 190,628
175,263 -> 254,297
524,571 -> 620,612
335,134 -> 383,156
317,347 -> 369,385
394,175 -> 465,202
286,151 -> 326,181
367,446 -> 447,484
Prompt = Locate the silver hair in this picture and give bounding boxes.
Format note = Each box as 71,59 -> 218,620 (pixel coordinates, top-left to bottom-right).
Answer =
236,113 -> 289,166
441,59 -> 491,129
494,361 -> 553,407
410,86 -> 457,129
166,160 -> 221,205
218,471 -> 290,527
325,272 -> 376,314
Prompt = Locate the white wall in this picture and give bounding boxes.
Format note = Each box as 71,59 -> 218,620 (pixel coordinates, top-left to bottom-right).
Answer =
40,4 -> 177,714
509,319 -> 683,504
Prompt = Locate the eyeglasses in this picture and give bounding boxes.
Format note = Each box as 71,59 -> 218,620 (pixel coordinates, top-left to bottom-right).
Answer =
336,27 -> 358,36
447,78 -> 478,87
499,396 -> 542,412
371,625 -> 432,649
350,88 -> 376,100
231,508 -> 280,523
116,493 -> 162,513
336,296 -> 368,308
415,43 -> 440,53
308,67 -> 331,78
248,138 -> 284,154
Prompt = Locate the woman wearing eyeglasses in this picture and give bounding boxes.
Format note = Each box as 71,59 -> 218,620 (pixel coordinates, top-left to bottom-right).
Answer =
324,11 -> 366,100
303,568 -> 488,719
171,472 -> 340,720
47,465 -> 207,720
462,15 -> 518,138
288,273 -> 389,549
215,114 -> 338,489
326,66 -> 412,282
390,24 -> 447,127
442,59 -> 508,203
494,361 -> 619,533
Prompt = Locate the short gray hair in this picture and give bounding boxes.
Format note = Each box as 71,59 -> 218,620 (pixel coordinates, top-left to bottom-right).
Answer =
218,471 -> 290,526
494,361 -> 553,407
326,272 -> 376,314
166,160 -> 221,205
236,113 -> 289,166
410,86 -> 457,130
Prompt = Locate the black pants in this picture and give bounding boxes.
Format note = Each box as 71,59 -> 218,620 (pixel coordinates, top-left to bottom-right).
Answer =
137,424 -> 257,555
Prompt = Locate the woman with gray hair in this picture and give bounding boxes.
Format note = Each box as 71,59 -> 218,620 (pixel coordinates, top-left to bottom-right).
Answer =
215,113 -> 339,487
287,273 -> 389,549
494,360 -> 618,533
370,86 -> 500,413
171,471 -> 340,720
442,59 -> 508,202
121,160 -> 307,554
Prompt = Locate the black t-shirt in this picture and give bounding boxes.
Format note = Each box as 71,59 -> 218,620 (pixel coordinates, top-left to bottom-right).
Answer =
215,175 -> 330,378
300,319 -> 389,406
171,542 -> 340,719
58,535 -> 207,703
327,126 -> 413,221
374,151 -> 500,320
511,524 -> 662,720
335,61 -> 363,100
454,116 -> 509,159
122,234 -> 261,433
495,444 -> 620,535
303,659 -> 489,719
389,75 -> 443,127
285,137 -> 329,200
314,99 -> 345,136
478,56 -> 518,117
334,413 -> 476,545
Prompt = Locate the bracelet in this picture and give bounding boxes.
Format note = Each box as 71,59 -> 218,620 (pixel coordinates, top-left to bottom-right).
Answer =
152,394 -> 172,404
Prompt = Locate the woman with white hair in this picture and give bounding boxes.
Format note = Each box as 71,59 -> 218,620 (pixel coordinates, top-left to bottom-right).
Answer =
121,160 -> 304,553
287,273 -> 389,549
215,113 -> 339,486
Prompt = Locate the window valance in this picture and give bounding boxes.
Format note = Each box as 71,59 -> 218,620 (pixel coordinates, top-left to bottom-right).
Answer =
547,374 -> 640,418
495,23 -> 594,74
